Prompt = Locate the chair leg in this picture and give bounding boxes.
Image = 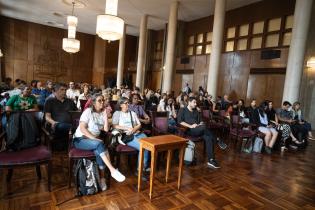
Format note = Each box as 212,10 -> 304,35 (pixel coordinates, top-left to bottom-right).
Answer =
105,167 -> 111,188
36,165 -> 42,180
68,158 -> 73,188
116,154 -> 121,169
6,169 -> 13,182
47,161 -> 52,192
127,155 -> 132,171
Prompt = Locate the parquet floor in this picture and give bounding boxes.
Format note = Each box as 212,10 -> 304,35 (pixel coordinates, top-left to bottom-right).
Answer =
1,137 -> 315,210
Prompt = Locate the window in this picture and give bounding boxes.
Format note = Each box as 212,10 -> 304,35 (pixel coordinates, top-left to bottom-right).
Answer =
253,21 -> 264,34
197,33 -> 203,43
206,44 -> 212,54
265,34 -> 279,47
285,15 -> 294,29
187,46 -> 194,56
250,37 -> 262,49
267,18 -> 281,32
225,41 -> 234,52
188,35 -> 194,45
227,27 -> 236,38
237,39 -> 247,50
196,45 -> 203,55
239,24 -> 249,36
282,32 -> 292,46
206,32 -> 212,42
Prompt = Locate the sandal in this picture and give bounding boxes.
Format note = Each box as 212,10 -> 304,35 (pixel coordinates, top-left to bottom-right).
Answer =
292,139 -> 303,145
308,136 -> 315,141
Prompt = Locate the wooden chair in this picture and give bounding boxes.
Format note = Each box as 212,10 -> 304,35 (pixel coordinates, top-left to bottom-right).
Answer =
228,115 -> 257,151
79,99 -> 88,111
0,111 -> 52,195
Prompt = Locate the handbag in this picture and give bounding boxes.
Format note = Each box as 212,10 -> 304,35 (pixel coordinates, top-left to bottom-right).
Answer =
121,111 -> 135,144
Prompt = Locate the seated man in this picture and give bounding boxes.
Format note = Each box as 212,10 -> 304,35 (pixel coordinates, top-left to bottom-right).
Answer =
129,93 -> 150,126
177,97 -> 221,169
44,83 -> 77,149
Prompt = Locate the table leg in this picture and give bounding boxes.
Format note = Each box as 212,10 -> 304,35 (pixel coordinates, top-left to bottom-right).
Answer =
165,150 -> 172,183
149,149 -> 157,199
177,145 -> 185,190
137,145 -> 144,192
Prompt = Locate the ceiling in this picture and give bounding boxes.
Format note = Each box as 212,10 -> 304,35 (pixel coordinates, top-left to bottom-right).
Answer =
0,0 -> 262,36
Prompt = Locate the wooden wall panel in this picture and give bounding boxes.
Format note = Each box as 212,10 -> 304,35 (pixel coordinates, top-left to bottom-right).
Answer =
0,16 -> 95,84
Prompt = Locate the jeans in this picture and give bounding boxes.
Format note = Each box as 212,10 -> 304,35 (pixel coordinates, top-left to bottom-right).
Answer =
187,125 -> 215,160
73,137 -> 106,169
54,122 -> 72,138
127,132 -> 149,168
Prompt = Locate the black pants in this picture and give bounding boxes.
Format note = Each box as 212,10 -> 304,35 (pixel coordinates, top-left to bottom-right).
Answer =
187,125 -> 215,160
290,124 -> 308,141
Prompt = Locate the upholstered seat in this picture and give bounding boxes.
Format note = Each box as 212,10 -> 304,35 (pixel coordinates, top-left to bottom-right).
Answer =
116,144 -> 138,153
68,147 -> 95,158
0,145 -> 51,166
230,128 -> 256,138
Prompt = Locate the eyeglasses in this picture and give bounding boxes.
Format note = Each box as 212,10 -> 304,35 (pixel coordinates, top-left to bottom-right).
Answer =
123,102 -> 129,105
97,99 -> 105,102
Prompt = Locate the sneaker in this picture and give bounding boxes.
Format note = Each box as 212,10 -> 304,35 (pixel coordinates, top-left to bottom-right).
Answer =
100,178 -> 107,191
281,146 -> 288,152
217,138 -> 227,150
207,159 -> 220,169
111,169 -> 126,182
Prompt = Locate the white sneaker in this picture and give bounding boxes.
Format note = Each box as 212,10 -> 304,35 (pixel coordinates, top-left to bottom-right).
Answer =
100,178 -> 107,191
111,169 -> 126,182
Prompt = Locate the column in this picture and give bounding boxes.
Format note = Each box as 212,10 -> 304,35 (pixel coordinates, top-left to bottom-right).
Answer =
92,37 -> 106,87
206,0 -> 226,98
136,15 -> 148,90
117,25 -> 126,89
162,1 -> 178,93
282,0 -> 313,103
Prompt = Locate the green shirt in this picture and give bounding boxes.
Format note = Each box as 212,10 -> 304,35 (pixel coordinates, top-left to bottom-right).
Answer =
6,95 -> 37,111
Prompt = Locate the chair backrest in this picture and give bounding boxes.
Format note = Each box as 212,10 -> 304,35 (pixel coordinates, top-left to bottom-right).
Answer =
151,111 -> 168,133
69,111 -> 82,129
201,108 -> 210,120
80,99 -> 88,111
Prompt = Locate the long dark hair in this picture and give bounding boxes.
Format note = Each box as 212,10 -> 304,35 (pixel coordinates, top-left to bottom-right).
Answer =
258,101 -> 268,117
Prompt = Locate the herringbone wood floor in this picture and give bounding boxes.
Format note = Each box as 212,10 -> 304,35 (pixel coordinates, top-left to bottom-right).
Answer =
1,138 -> 315,210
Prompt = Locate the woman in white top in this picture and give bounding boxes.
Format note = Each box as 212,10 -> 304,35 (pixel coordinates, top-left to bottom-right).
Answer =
112,97 -> 149,170
73,93 -> 125,190
77,84 -> 91,110
158,97 -> 177,129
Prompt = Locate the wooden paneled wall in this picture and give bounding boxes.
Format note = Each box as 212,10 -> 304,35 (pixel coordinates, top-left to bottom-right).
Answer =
175,47 -> 289,106
0,16 -> 95,84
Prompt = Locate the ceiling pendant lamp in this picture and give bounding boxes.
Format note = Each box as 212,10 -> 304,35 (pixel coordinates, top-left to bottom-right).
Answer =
96,0 -> 125,41
62,2 -> 80,53
0,49 -> 3,57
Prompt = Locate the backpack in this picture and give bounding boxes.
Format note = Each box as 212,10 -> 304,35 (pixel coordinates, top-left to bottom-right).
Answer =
253,137 -> 263,153
184,140 -> 196,165
6,112 -> 40,151
73,158 -> 101,196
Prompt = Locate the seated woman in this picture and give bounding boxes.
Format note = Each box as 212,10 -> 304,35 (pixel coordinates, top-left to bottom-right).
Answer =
112,97 -> 150,172
266,100 -> 299,149
77,83 -> 91,110
292,102 -> 314,141
157,97 -> 177,131
73,93 -> 125,190
253,102 -> 278,154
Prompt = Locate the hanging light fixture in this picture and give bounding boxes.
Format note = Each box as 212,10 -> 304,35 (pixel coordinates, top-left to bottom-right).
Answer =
96,0 -> 124,41
62,1 -> 80,53
0,49 -> 3,57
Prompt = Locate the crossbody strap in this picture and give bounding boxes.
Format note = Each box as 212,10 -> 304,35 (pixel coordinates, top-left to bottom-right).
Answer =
129,111 -> 134,128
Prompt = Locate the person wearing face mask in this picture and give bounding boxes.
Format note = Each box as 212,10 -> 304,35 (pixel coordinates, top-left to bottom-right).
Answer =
177,97 -> 221,169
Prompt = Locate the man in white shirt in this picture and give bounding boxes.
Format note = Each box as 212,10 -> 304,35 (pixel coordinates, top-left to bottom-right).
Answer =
66,81 -> 79,103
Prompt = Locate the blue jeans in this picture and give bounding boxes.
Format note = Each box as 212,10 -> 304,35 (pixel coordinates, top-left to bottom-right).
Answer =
127,132 -> 149,168
73,137 -> 106,169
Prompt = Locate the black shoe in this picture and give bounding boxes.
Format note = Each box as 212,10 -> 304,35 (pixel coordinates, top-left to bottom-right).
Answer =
135,171 -> 148,181
217,139 -> 227,150
207,159 -> 220,169
265,146 -> 272,154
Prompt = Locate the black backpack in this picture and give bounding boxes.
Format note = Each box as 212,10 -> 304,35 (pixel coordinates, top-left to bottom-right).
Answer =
73,158 -> 101,196
6,112 -> 40,151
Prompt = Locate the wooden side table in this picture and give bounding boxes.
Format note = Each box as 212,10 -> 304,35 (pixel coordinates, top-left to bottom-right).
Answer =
137,135 -> 187,199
